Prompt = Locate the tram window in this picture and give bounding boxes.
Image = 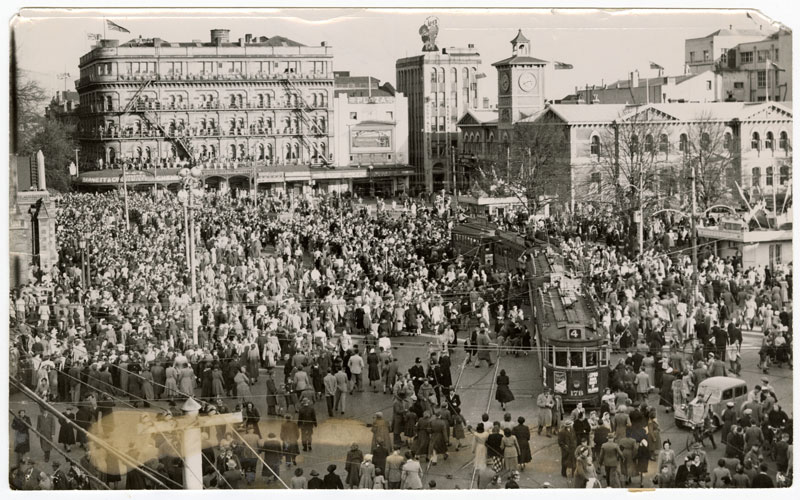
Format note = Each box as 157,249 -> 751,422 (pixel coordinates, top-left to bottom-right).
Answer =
554,349 -> 568,368
570,350 -> 583,368
599,349 -> 609,366
545,345 -> 554,365
586,351 -> 598,368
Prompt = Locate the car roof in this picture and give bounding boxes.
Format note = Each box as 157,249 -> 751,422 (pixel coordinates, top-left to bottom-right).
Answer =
699,376 -> 747,390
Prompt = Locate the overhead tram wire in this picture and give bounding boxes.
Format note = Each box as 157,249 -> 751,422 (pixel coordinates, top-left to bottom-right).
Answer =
50,366 -> 229,488
8,408 -> 112,490
9,376 -> 178,490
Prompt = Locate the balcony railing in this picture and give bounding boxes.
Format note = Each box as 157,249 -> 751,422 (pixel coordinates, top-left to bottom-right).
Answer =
76,71 -> 334,88
79,126 -> 328,141
77,100 -> 330,114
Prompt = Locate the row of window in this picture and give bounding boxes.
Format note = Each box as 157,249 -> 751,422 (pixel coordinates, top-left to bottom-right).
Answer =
586,130 -> 790,156
84,90 -> 329,111
544,345 -> 610,369
84,59 -> 329,78
750,166 -> 791,187
105,141 -> 327,163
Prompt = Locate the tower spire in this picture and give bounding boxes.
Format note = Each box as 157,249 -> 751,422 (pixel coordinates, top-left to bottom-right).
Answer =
510,29 -> 530,55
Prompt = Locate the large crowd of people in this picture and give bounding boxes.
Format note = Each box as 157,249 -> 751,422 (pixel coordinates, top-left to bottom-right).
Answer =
8,188 -> 793,490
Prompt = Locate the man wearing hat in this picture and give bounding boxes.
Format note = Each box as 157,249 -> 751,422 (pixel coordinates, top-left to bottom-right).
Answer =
720,401 -> 737,445
298,398 -> 318,452
307,469 -> 323,489
323,464 -> 344,489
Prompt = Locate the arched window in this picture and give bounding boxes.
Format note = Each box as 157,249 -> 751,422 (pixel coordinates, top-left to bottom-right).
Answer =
430,68 -> 437,83
659,134 -> 669,153
135,147 -> 143,160
145,147 -> 152,160
765,131 -> 774,150
590,135 -> 600,156
266,144 -> 273,160
766,166 -> 774,186
700,133 -> 710,151
450,67 -> 458,89
751,132 -> 760,150
201,145 -> 208,158
108,147 -> 116,164
751,167 -> 761,187
644,134 -> 654,153
723,132 -> 732,150
438,67 -> 445,84
779,165 -> 790,184
285,144 -> 292,160
258,94 -> 265,107
229,144 -> 237,159
294,143 -> 300,159
238,144 -> 246,159
230,95 -> 237,108
209,145 -> 216,158
319,142 -> 326,159
679,133 -> 688,153
779,131 -> 789,151
257,143 -> 265,160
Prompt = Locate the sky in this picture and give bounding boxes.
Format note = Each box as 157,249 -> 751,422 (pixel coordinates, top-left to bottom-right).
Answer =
11,8 -> 787,107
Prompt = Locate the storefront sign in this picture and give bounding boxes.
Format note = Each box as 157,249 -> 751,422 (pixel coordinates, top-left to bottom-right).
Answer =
80,174 -> 181,184
351,129 -> 392,149
257,172 -> 286,183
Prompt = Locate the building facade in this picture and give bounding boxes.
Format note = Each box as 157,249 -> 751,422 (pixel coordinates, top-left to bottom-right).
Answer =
516,101 -> 792,214
332,76 -> 410,196
396,45 -> 482,192
685,27 -> 769,75
75,30 -> 334,174
9,152 -> 58,288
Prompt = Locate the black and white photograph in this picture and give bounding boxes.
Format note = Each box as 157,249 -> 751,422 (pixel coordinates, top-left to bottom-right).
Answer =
5,4 -> 796,493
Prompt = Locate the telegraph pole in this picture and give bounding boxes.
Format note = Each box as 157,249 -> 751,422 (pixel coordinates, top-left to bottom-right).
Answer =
689,157 -> 698,340
121,162 -> 130,230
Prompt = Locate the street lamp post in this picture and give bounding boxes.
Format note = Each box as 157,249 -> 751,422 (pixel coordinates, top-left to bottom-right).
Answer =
78,237 -> 87,294
368,165 -> 375,199
178,166 -> 204,345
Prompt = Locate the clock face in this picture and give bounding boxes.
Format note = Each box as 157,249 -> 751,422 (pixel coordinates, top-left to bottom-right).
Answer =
500,73 -> 510,92
519,72 -> 537,92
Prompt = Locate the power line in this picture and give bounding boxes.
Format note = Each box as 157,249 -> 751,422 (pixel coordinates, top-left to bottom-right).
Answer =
8,408 -> 112,490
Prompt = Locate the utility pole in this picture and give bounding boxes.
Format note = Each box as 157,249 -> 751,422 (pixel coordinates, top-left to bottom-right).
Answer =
74,148 -> 80,175
689,156 -> 698,340
121,161 -> 130,230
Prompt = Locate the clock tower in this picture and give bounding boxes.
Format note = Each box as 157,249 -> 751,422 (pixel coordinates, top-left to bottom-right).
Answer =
493,30 -> 547,136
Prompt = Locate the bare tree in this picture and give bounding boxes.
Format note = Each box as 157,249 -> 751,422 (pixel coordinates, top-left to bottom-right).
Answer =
682,113 -> 736,212
13,72 -> 48,153
590,109 -> 669,253
474,113 -> 570,214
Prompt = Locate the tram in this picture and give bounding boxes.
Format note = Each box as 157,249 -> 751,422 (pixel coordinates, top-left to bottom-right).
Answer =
451,220 -> 497,269
531,267 -> 611,408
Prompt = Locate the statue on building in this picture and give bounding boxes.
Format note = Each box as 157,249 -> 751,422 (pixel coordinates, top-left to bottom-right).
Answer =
419,17 -> 439,52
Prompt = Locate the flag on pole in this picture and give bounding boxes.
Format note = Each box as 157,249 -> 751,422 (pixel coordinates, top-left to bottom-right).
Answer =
554,61 -> 573,70
107,20 -> 130,33
87,33 -> 101,41
649,61 -> 664,71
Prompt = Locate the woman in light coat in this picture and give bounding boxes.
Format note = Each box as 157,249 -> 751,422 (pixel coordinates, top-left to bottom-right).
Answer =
471,422 -> 490,471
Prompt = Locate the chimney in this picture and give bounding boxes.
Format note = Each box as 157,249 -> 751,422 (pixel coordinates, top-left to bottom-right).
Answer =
210,29 -> 230,45
729,25 -> 733,30
238,38 -> 244,46
468,43 -> 474,49
321,41 -> 327,47
630,71 -> 639,88
245,33 -> 252,43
